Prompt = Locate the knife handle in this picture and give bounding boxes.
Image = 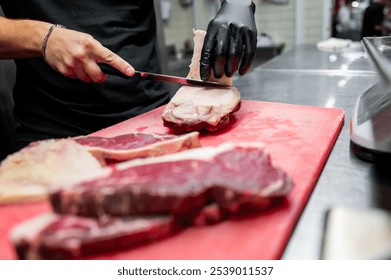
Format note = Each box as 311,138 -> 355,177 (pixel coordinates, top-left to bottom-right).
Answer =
98,63 -> 129,79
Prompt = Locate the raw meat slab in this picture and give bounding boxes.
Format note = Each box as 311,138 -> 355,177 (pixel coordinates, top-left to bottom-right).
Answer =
0,100 -> 344,259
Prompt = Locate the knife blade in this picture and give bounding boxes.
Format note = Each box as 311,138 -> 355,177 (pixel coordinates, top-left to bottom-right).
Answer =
98,63 -> 231,88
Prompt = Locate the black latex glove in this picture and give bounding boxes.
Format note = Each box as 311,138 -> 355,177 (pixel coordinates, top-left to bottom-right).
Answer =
200,0 -> 257,81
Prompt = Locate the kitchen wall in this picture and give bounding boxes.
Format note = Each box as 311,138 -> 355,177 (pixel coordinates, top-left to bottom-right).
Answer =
256,0 -> 296,49
302,0 -> 329,44
161,1 -> 195,56
162,0 -> 329,53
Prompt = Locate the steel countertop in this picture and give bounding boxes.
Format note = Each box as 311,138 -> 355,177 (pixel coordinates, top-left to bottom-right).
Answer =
258,43 -> 372,73
232,43 -> 391,259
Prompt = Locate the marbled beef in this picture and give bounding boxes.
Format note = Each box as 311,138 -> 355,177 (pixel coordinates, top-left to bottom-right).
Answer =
50,142 -> 292,223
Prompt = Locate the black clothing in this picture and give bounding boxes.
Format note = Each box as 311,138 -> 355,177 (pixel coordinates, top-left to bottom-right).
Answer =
361,2 -> 386,38
0,61 -> 16,160
0,0 -> 170,147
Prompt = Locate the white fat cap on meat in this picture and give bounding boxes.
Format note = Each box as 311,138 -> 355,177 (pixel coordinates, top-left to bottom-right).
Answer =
115,142 -> 266,171
9,213 -> 58,243
187,29 -> 232,86
0,139 -> 108,200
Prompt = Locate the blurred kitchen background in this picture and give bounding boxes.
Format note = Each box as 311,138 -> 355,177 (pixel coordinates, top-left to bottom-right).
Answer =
1,0 -> 385,89
156,0 -> 385,76
160,0 -> 321,76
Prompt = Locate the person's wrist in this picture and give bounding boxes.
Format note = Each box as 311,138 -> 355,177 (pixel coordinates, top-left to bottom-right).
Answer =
41,24 -> 66,64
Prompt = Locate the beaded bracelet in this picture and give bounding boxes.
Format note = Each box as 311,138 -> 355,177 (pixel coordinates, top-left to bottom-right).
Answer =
42,24 -> 65,64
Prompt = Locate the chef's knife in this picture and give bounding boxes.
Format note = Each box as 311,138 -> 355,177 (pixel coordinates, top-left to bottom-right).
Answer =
98,63 -> 231,88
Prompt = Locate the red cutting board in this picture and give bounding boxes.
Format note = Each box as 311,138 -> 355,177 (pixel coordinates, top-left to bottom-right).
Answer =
0,100 -> 344,260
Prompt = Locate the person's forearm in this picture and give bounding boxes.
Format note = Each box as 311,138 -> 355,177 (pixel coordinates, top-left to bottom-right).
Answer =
0,16 -> 134,83
0,17 -> 52,59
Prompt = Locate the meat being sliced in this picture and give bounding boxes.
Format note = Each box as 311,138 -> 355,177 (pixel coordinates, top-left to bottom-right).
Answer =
10,213 -> 176,260
162,30 -> 241,133
50,142 -> 293,223
74,131 -> 200,163
162,87 -> 241,132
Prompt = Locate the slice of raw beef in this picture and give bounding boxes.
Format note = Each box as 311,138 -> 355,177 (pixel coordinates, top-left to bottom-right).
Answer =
50,142 -> 292,223
74,131 -> 200,163
0,132 -> 200,203
162,30 -> 241,133
10,213 -> 176,260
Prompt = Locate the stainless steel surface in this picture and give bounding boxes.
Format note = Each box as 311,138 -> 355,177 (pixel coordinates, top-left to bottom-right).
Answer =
233,44 -> 391,259
260,44 -> 375,74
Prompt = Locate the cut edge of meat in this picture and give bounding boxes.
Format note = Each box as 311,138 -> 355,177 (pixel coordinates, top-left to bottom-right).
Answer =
163,100 -> 241,133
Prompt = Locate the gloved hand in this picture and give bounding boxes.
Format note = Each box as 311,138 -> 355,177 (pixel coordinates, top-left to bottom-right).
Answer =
200,0 -> 257,81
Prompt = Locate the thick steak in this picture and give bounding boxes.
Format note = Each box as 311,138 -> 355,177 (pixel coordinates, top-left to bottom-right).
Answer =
162,87 -> 241,132
50,142 -> 292,222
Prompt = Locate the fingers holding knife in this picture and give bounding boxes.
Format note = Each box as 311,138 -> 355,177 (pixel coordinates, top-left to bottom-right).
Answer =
44,27 -> 135,83
95,47 -> 135,83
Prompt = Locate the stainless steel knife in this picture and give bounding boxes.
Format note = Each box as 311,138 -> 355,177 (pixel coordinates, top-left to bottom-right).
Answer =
98,63 -> 231,88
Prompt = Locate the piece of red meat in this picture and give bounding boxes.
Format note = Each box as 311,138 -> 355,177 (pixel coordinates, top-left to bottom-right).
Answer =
50,142 -> 292,223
